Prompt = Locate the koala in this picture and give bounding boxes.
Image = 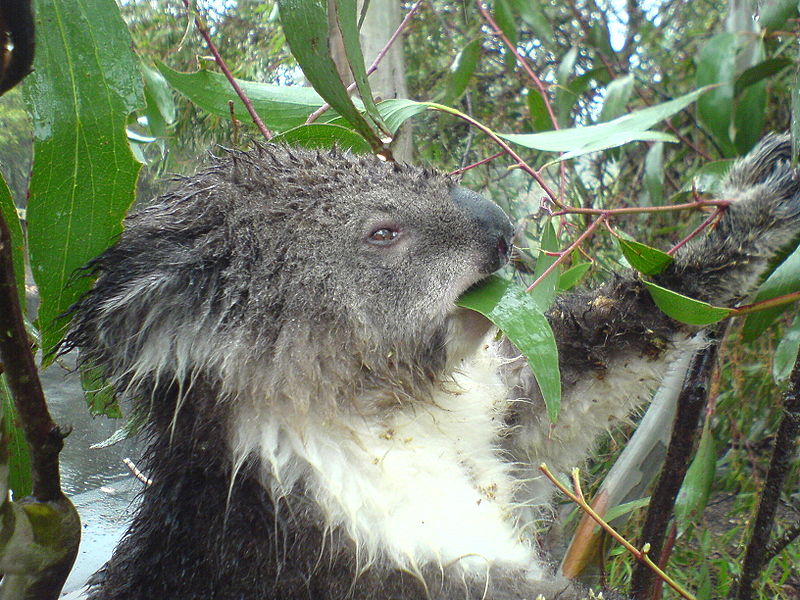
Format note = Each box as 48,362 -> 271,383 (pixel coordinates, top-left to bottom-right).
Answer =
64,135 -> 800,599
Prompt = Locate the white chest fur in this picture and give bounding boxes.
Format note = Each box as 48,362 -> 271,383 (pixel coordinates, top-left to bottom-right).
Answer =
230,344 -> 544,579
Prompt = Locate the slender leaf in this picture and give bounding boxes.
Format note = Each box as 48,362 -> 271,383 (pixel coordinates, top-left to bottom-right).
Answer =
696,33 -> 737,156
24,0 -> 143,357
526,89 -> 553,132
644,282 -> 731,326
598,74 -> 634,123
0,173 -> 24,308
1,375 -> 32,498
675,419 -> 717,536
529,220 -> 559,311
158,64 -> 344,133
506,0 -> 553,44
644,142 -> 664,205
332,0 -> 385,133
494,0 -> 518,71
558,262 -> 591,291
773,312 -> 800,382
270,123 -> 371,153
277,0 -> 384,152
142,63 -> 176,125
444,39 -> 482,104
743,242 -> 800,340
734,58 -> 793,95
377,98 -> 430,134
457,276 -> 561,421
555,46 -> 579,125
758,0 -> 798,31
617,239 -> 673,276
500,87 -> 710,153
680,159 -> 735,195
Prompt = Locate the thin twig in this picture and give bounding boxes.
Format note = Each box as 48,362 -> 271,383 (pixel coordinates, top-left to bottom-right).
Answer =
306,0 -> 425,124
449,151 -> 505,176
668,206 -> 726,255
0,209 -> 65,502
181,0 -> 273,141
540,464 -> 697,600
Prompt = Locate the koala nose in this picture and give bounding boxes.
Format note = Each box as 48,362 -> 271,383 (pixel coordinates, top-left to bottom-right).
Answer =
451,187 -> 514,273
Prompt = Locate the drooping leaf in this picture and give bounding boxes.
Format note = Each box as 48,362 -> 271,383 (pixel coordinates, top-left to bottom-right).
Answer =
674,419 -> 717,536
444,38 -> 482,104
499,87 -> 710,154
457,276 -> 561,421
80,364 -> 122,418
1,375 -> 32,498
526,89 -> 554,132
0,173 -> 24,308
529,220 -> 559,311
24,0 -> 143,358
679,159 -> 735,196
758,0 -> 798,31
644,142 -> 664,205
555,46 -> 579,125
270,123 -> 372,153
158,63 -> 343,133
331,0 -> 386,133
743,242 -> 800,340
734,58 -> 793,95
696,33 -> 737,157
377,98 -> 430,134
644,282 -> 731,326
142,63 -> 176,126
773,312 -> 800,382
277,0 -> 384,152
617,239 -> 673,276
494,0 -> 518,71
558,262 -> 591,291
506,0 -> 553,44
598,74 -> 634,123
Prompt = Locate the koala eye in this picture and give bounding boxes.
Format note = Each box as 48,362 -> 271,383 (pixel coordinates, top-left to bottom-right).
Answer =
368,227 -> 400,245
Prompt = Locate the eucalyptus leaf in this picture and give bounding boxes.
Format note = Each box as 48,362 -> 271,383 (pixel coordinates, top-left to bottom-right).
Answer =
674,419 -> 717,536
644,142 -> 664,205
529,220 -> 559,311
457,276 -> 561,421
444,39 -> 482,104
1,374 -> 32,498
743,242 -> 800,340
696,33 -> 737,156
558,262 -> 591,291
25,0 -> 143,357
644,282 -> 731,326
617,239 -> 673,276
598,74 -> 634,123
270,123 -> 372,153
772,312 -> 800,382
0,173 -> 24,308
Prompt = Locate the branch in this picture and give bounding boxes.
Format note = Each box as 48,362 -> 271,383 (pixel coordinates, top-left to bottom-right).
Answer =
181,0 -> 273,141
0,205 -> 65,502
629,331 -> 722,599
730,356 -> 800,600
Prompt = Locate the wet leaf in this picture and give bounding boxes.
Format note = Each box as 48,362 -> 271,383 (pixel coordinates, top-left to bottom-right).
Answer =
644,282 -> 731,326
458,276 -> 561,421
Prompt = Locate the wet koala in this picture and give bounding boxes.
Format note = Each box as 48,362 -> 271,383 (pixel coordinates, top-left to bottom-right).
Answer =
65,134 -> 800,599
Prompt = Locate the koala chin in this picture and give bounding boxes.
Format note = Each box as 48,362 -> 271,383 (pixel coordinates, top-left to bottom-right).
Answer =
64,135 -> 800,599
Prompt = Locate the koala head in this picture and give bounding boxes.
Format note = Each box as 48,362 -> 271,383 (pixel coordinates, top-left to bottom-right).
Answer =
66,146 -> 513,410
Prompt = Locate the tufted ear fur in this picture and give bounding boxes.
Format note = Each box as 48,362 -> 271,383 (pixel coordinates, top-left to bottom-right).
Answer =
65,136 -> 800,600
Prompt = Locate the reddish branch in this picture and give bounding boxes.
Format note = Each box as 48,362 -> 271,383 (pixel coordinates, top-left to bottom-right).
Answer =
181,0 -> 272,141
0,209 -> 66,502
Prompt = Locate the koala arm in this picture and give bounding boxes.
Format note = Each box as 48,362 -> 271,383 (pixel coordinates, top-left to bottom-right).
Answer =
502,134 -> 800,480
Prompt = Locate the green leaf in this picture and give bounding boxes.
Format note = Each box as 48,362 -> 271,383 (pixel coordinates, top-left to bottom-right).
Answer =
494,0 -> 518,71
644,282 -> 732,326
457,276 -> 561,421
506,0 -> 553,44
696,33 -> 737,156
588,21 -> 615,58
734,80 -> 766,155
80,364 -> 122,418
644,142 -> 664,205
377,98 -> 430,134
743,243 -> 800,340
0,173 -> 25,309
500,87 -> 710,153
158,64 -> 343,133
526,89 -> 554,132
773,312 -> 800,382
675,419 -> 717,535
331,0 -> 385,133
277,0 -> 384,152
603,496 -> 650,523
617,239 -> 673,276
24,0 -> 143,358
555,46 -> 579,125
141,63 -> 176,126
529,220 -> 559,311
758,0 -> 798,31
558,262 -> 591,291
734,58 -> 793,95
1,374 -> 32,498
270,123 -> 371,153
680,159 -> 735,196
444,38 -> 482,104
598,74 -> 634,123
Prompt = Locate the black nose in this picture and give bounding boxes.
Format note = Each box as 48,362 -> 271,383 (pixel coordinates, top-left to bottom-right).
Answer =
451,187 -> 514,273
